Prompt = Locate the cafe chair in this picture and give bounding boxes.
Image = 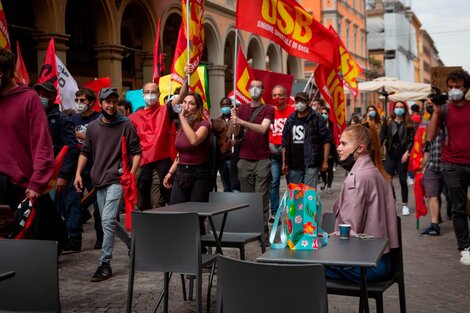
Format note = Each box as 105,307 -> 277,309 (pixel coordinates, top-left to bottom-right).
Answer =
127,211 -> 217,313
0,239 -> 60,313
325,216 -> 406,313
201,192 -> 266,260
216,255 -> 329,313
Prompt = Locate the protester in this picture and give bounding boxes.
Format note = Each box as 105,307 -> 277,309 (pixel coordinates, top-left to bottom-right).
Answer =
310,98 -> 325,112
130,65 -> 191,210
74,87 -> 141,281
380,101 -> 415,216
427,69 -> 470,265
365,105 -> 383,135
211,97 -> 234,192
117,99 -> 132,116
326,122 -> 399,282
0,48 -> 59,243
163,92 -> 211,236
319,106 -> 337,194
71,87 -> 103,249
348,113 -> 362,125
268,85 -> 295,222
282,92 -> 331,189
34,82 -> 81,252
229,79 -> 274,242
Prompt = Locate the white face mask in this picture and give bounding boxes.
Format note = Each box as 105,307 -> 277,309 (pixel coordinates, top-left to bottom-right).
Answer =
76,103 -> 88,113
249,86 -> 262,99
295,101 -> 307,112
448,88 -> 464,102
39,96 -> 49,108
144,94 -> 159,106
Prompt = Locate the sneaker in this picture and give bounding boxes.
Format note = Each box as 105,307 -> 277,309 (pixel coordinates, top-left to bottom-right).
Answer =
402,205 -> 410,216
320,183 -> 326,190
420,224 -> 440,236
91,262 -> 112,282
326,187 -> 333,194
407,177 -> 414,185
460,248 -> 470,265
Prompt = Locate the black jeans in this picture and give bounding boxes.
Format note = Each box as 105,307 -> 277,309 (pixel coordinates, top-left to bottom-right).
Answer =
384,147 -> 409,203
137,158 -> 172,211
320,157 -> 335,188
442,163 -> 470,251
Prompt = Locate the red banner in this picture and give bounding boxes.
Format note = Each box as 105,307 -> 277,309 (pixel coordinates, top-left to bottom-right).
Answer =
120,136 -> 137,231
252,68 -> 294,105
14,41 -> 30,85
236,0 -> 339,69
0,0 -> 10,50
37,37 -> 60,104
234,46 -> 254,105
152,18 -> 165,83
83,77 -> 111,112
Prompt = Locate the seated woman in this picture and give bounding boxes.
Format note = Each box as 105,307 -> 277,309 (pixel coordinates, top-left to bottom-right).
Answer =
163,92 -> 212,234
326,121 -> 399,283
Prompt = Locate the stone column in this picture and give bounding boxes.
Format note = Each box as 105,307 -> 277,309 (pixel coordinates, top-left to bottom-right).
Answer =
142,54 -> 154,85
34,33 -> 70,73
94,44 -> 125,91
207,64 -> 227,116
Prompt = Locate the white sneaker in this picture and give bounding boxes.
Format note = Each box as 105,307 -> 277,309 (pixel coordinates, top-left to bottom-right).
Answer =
407,177 -> 414,185
460,248 -> 470,265
402,205 -> 410,216
326,187 -> 333,194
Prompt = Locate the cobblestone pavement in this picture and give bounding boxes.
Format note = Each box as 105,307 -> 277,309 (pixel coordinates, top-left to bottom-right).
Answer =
59,167 -> 470,312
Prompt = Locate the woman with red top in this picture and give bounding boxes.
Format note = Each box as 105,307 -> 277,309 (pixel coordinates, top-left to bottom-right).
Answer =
163,92 -> 212,206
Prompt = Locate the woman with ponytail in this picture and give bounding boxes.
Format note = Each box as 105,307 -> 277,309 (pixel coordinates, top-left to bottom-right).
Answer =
325,121 -> 399,282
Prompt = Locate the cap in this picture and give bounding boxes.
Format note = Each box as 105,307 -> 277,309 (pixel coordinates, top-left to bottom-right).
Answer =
98,87 -> 119,101
33,82 -> 57,95
294,92 -> 309,103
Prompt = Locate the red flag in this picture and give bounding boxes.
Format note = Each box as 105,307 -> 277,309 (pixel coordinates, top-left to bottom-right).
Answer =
120,136 -> 137,231
315,64 -> 346,145
414,172 -> 427,219
0,0 -> 10,50
152,18 -> 164,83
37,37 -> 60,104
252,68 -> 294,105
236,0 -> 339,69
83,77 -> 111,112
44,146 -> 69,194
234,46 -> 254,105
14,41 -> 30,85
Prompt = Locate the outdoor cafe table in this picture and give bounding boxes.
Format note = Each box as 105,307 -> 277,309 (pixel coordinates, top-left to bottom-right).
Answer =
148,201 -> 248,254
256,236 -> 389,313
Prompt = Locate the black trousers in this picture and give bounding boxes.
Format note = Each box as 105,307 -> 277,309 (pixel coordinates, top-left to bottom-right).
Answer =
384,147 -> 409,203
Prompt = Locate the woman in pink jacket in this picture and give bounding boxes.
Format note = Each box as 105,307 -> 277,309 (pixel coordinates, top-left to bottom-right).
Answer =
326,121 -> 399,282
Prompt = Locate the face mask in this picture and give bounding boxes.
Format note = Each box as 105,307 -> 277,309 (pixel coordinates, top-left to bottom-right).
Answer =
221,107 -> 231,116
295,102 -> 307,112
101,109 -> 117,120
321,113 -> 328,120
39,96 -> 50,108
448,88 -> 464,102
394,108 -> 405,116
249,86 -> 262,99
144,94 -> 158,106
272,97 -> 284,106
426,106 -> 433,114
368,111 -> 377,118
76,103 -> 88,113
340,146 -> 360,172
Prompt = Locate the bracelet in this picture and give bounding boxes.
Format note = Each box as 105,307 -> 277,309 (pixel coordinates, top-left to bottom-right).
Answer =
168,171 -> 174,176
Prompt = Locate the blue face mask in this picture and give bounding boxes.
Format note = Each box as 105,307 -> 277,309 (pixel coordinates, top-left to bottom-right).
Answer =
394,108 -> 405,116
368,111 -> 377,118
221,107 -> 231,115
321,113 -> 328,120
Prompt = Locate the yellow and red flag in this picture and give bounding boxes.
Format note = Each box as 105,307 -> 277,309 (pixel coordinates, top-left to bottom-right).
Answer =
37,37 -> 60,104
236,0 -> 339,69
14,41 -> 30,85
0,0 -> 10,49
234,46 -> 254,105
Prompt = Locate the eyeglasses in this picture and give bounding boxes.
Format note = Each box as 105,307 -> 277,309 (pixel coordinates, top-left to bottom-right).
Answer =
74,98 -> 88,103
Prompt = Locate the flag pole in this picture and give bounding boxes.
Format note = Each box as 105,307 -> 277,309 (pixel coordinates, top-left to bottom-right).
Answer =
186,0 -> 191,85
303,72 -> 314,92
232,29 -> 238,108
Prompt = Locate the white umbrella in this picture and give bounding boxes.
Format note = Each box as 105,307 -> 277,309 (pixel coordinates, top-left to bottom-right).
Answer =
358,77 -> 431,94
387,92 -> 429,102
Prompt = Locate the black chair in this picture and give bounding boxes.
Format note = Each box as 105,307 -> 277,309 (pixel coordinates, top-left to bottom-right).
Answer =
127,211 -> 217,313
325,216 -> 406,313
0,239 -> 60,312
321,212 -> 336,234
217,255 -> 329,313
201,192 -> 266,260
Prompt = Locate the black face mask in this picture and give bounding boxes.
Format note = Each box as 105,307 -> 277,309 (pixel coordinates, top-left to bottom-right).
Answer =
426,106 -> 433,114
339,146 -> 359,172
101,109 -> 117,121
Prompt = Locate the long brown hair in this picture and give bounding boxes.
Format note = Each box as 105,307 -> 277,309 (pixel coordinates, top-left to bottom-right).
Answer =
345,121 -> 391,182
184,92 -> 206,129
387,101 -> 414,128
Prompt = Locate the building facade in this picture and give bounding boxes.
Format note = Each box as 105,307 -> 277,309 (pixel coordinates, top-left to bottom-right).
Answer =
4,0 -> 304,115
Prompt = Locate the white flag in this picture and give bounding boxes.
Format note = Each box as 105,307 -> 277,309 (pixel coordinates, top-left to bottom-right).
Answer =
55,55 -> 79,111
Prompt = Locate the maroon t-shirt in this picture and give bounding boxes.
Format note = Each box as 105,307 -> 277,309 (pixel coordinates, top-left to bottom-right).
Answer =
238,104 -> 274,160
442,100 -> 470,164
175,119 -> 211,165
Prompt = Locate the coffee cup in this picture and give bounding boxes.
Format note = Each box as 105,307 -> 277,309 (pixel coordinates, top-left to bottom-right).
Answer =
339,224 -> 351,239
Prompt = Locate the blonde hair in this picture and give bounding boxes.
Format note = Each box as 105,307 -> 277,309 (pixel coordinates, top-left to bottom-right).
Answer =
344,121 -> 391,182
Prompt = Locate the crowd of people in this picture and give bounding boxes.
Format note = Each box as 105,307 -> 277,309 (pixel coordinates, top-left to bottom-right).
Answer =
1,44 -> 470,289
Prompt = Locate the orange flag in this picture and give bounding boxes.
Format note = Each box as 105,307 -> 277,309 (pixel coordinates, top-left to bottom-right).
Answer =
0,0 -> 10,50
14,41 -> 30,85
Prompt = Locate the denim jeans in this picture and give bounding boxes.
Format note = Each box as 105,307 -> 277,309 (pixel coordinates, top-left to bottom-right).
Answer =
289,167 -> 319,189
219,159 -> 233,192
325,254 -> 391,283
442,163 -> 470,251
82,173 -> 103,242
270,157 -> 282,215
55,177 -> 83,248
96,184 -> 122,264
